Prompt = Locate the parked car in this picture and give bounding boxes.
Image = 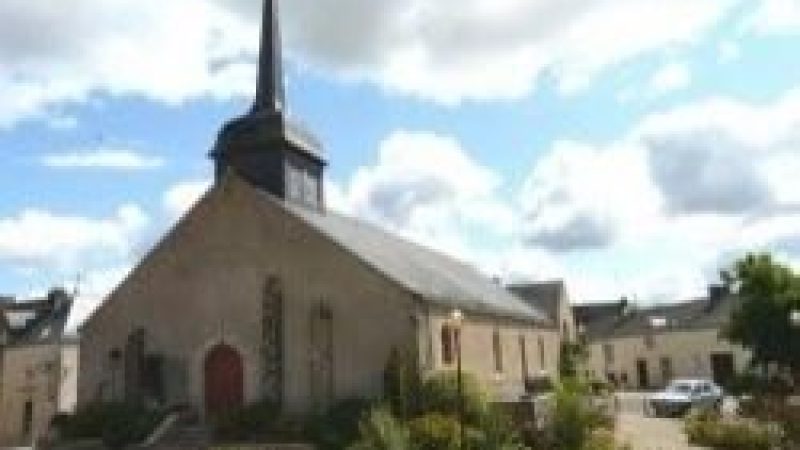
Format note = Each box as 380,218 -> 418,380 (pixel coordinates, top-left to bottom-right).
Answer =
647,379 -> 723,417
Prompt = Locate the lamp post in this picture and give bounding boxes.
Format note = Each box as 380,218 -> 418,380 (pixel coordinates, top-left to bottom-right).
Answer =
790,310 -> 800,328
450,309 -> 465,450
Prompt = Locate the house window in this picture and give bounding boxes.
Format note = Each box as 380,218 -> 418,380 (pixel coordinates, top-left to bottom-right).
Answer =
493,329 -> 503,373
303,169 -> 319,208
519,335 -> 528,379
441,325 -> 460,366
603,343 -> 615,365
538,336 -> 546,368
23,400 -> 33,436
644,334 -> 655,350
660,356 -> 673,385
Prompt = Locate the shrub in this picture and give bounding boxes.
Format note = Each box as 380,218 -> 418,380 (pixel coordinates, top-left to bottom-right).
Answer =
308,398 -> 374,450
54,402 -> 163,449
408,413 -> 462,450
418,371 -> 488,426
685,414 -> 782,450
384,347 -> 423,419
212,399 -> 281,442
348,407 -> 411,450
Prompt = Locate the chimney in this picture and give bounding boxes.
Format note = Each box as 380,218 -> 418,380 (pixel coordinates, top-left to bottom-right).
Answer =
707,284 -> 728,310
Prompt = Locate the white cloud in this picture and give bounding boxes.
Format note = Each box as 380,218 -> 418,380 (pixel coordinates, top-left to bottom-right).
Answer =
331,130 -> 514,259
0,205 -> 149,270
279,0 -> 733,103
329,88 -> 800,304
648,62 -> 692,96
0,0 -> 259,128
163,179 -> 212,219
0,0 -> 736,125
744,0 -> 800,35
41,148 -> 165,170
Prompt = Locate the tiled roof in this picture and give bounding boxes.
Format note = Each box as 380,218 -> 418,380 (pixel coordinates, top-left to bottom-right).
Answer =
0,289 -> 74,346
508,281 -> 565,324
574,294 -> 739,340
270,194 -> 550,324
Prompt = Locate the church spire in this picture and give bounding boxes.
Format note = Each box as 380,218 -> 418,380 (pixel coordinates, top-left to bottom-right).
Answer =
253,0 -> 285,114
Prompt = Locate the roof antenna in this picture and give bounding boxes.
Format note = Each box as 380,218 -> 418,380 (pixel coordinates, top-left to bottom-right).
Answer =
73,272 -> 83,298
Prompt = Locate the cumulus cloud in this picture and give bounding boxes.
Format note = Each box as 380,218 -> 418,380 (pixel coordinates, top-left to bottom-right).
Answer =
0,205 -> 149,270
0,0 -> 736,126
41,148 -> 165,170
331,130 -> 514,259
648,62 -> 692,96
743,0 -> 800,35
0,0 -> 259,128
163,179 -> 212,219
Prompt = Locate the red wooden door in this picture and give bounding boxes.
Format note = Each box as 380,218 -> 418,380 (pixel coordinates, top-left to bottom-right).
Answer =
204,344 -> 244,416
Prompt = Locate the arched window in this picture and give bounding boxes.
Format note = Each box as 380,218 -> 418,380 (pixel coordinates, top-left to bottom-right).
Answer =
538,336 -> 546,369
493,329 -> 503,373
262,276 -> 284,403
441,325 -> 454,365
124,328 -> 146,400
310,302 -> 334,411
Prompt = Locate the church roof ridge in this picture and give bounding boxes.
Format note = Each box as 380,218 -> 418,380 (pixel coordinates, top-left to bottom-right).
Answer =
251,186 -> 551,324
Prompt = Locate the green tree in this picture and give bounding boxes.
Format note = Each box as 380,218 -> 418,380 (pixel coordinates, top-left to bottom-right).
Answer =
722,253 -> 800,385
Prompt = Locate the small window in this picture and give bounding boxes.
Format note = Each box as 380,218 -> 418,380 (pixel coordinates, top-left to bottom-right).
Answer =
603,343 -> 615,365
493,329 -> 503,372
538,336 -> 546,368
302,169 -> 319,207
644,334 -> 655,350
441,325 -> 457,365
519,335 -> 528,379
23,400 -> 33,436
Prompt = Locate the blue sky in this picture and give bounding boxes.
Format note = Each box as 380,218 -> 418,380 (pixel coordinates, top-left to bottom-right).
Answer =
1,0 -> 800,324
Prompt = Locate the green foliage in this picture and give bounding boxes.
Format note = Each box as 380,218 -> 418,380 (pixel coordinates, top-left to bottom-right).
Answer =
417,371 -> 488,426
54,401 -> 163,449
308,398 -> 374,450
211,399 -> 283,442
559,341 -> 588,379
723,253 -> 800,378
524,380 -> 612,450
347,407 -> 411,450
407,413 -> 462,450
685,413 -> 782,450
384,347 -> 423,419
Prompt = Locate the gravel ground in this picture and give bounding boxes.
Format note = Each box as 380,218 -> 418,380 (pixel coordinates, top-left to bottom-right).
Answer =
616,413 -> 706,450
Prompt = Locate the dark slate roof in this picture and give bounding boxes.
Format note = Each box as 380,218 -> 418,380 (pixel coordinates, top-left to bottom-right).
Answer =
0,289 -> 74,346
272,196 -> 550,324
574,294 -> 739,340
508,281 -> 565,324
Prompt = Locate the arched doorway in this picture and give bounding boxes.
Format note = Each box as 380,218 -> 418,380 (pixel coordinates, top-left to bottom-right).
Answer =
204,344 -> 244,416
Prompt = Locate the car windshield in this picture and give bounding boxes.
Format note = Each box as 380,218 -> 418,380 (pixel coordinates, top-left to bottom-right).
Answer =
666,382 -> 694,393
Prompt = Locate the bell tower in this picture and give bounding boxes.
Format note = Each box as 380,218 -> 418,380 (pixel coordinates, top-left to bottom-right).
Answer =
211,0 -> 326,210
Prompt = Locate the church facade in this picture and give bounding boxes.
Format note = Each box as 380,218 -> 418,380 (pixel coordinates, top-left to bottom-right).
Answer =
78,0 -> 558,417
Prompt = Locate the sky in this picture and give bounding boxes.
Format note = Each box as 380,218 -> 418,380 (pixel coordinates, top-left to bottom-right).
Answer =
1,0 -> 800,327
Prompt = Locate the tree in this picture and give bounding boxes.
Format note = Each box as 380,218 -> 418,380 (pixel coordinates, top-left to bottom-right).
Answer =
722,253 -> 800,385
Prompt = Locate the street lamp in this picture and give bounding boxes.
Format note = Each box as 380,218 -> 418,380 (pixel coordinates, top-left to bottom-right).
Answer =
790,310 -> 800,328
450,309 -> 465,450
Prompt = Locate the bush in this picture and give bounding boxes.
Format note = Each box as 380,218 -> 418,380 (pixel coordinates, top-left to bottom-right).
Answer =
212,399 -> 282,442
54,402 -> 163,449
685,414 -> 782,450
308,398 -> 374,450
408,413 -> 462,450
384,347 -> 423,420
348,407 -> 411,450
418,371 -> 489,426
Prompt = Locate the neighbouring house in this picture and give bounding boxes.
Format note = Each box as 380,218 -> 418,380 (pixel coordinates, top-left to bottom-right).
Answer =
0,289 -> 78,447
509,280 -> 577,344
574,286 -> 751,390
77,0 -> 560,419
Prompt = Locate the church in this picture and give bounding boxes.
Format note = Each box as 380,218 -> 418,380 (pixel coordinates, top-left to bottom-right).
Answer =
78,0 -> 559,417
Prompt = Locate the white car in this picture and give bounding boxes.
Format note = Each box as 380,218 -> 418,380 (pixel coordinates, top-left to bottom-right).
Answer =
647,379 -> 723,417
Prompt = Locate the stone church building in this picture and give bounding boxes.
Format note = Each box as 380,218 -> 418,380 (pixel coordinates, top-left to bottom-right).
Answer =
78,0 -> 558,417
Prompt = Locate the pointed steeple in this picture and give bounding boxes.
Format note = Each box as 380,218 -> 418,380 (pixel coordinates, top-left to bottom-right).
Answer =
211,0 -> 326,210
253,0 -> 285,114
